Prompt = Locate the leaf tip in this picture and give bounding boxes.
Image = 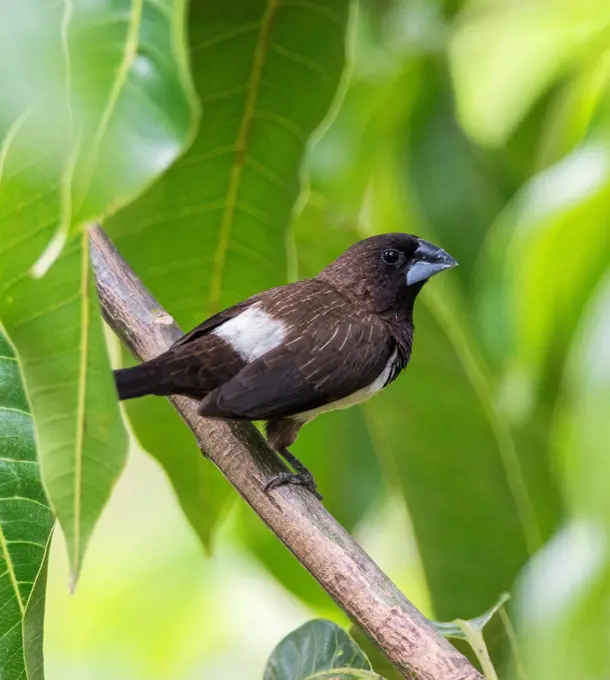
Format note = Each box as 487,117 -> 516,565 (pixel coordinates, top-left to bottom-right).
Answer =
68,569 -> 79,595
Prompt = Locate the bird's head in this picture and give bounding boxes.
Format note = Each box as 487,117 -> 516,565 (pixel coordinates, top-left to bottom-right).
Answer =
317,233 -> 458,315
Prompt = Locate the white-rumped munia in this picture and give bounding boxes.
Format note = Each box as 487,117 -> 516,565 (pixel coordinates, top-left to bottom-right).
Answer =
115,233 -> 457,498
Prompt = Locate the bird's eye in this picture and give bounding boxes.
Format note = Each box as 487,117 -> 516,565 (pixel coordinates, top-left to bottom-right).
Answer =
382,248 -> 400,265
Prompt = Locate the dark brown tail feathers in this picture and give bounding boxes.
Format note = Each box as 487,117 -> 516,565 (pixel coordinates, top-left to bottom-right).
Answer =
114,364 -> 162,400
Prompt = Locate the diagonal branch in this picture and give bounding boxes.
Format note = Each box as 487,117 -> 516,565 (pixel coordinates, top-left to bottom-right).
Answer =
89,223 -> 483,680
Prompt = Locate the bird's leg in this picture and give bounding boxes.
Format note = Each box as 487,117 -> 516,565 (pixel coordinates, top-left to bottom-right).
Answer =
278,447 -> 322,498
264,447 -> 323,500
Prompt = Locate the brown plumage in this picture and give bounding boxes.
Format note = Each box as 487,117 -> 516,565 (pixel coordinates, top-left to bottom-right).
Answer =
114,233 -> 457,497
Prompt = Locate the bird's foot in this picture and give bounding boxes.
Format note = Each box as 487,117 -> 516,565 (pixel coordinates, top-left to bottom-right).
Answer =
264,471 -> 323,500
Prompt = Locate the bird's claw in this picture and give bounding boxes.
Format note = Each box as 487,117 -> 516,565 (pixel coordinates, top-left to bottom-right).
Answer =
264,472 -> 323,500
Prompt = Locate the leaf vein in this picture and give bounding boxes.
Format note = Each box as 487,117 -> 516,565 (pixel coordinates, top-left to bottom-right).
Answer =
0,523 -> 24,615
191,22 -> 260,52
72,230 -> 90,574
207,0 -> 281,313
270,42 -> 332,84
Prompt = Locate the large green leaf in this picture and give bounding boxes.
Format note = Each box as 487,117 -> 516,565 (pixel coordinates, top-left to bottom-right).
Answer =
363,299 -> 533,619
0,332 -> 54,680
449,0 -> 610,146
0,0 -> 196,579
298,105 -> 548,624
106,0 -> 352,545
263,619 -> 382,680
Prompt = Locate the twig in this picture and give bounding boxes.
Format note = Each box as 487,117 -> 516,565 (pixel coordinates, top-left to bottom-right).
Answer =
89,224 -> 484,680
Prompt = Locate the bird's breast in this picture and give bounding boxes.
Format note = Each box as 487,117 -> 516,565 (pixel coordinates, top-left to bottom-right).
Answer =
295,348 -> 399,422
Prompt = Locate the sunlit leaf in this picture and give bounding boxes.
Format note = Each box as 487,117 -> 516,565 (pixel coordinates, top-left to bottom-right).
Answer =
0,332 -> 54,680
263,619 -> 381,680
450,0 -> 610,146
106,0 -> 352,546
0,0 -> 196,248
0,0 -> 196,581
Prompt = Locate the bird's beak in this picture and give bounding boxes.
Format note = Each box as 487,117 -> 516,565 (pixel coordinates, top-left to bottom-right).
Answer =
406,239 -> 458,286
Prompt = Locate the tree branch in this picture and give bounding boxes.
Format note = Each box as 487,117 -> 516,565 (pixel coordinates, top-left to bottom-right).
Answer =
89,224 -> 483,680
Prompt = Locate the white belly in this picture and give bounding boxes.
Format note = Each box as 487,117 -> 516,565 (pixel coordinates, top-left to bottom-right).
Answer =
296,349 -> 398,421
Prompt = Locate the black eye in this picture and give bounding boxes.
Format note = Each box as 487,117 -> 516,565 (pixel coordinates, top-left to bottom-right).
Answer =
382,248 -> 400,265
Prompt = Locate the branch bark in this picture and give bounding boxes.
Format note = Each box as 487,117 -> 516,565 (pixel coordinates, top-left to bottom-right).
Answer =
89,224 -> 484,680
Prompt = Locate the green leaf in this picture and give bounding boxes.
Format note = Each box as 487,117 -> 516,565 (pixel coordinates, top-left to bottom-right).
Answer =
0,332 -> 54,680
106,0 -> 352,545
449,0 -> 610,146
0,231 -> 128,584
0,0 -> 196,580
363,299 -> 534,619
0,0 -> 196,249
263,619 -> 383,680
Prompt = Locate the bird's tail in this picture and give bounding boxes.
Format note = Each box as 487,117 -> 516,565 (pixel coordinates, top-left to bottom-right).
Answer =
114,364 -> 161,400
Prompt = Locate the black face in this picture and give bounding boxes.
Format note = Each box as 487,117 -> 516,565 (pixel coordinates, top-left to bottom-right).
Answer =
318,233 -> 457,314
376,233 -> 420,275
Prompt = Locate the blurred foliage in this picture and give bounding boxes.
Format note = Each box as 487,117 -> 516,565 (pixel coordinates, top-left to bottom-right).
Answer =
0,0 -> 609,678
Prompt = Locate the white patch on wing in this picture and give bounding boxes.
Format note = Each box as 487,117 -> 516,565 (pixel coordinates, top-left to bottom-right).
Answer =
213,303 -> 285,361
296,348 -> 398,421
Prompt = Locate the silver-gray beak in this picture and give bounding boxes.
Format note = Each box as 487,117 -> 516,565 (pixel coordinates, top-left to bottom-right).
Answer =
406,238 -> 458,286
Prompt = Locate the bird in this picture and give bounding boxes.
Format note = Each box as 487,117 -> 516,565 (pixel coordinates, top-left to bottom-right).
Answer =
114,233 -> 457,498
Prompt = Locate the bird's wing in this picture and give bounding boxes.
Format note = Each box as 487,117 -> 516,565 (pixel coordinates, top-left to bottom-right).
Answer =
168,298 -> 257,349
197,315 -> 394,420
